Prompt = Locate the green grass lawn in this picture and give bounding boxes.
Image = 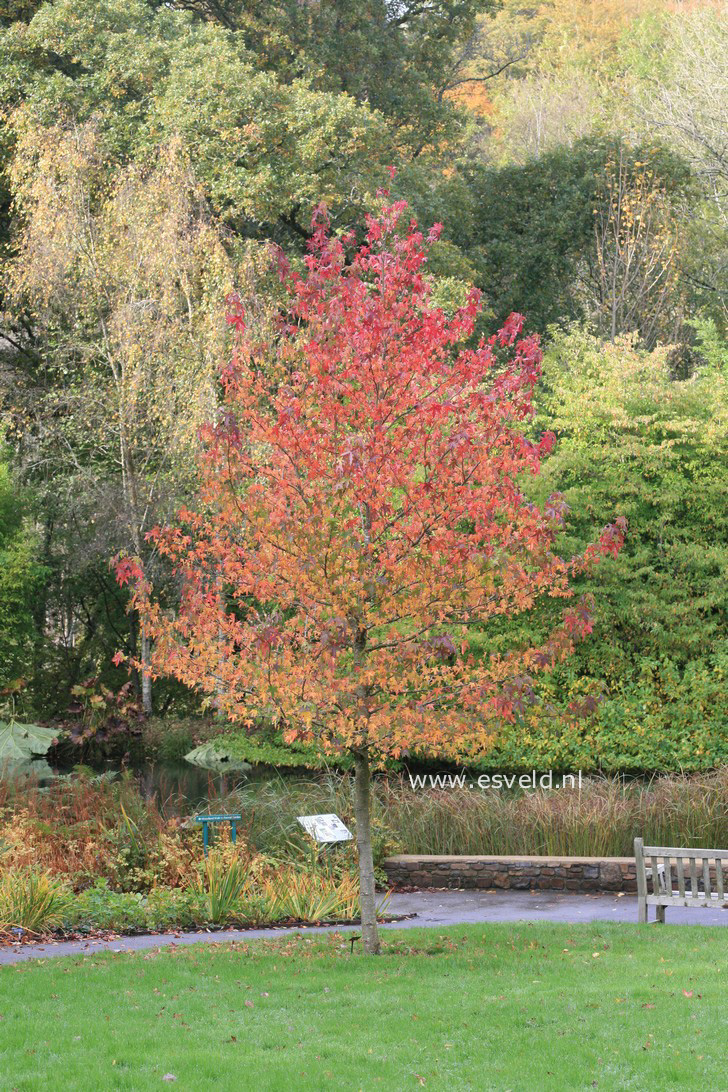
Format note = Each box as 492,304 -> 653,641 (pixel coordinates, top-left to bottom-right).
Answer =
1,923 -> 726,1090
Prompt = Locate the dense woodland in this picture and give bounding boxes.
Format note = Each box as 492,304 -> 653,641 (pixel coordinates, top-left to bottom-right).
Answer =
0,0 -> 726,770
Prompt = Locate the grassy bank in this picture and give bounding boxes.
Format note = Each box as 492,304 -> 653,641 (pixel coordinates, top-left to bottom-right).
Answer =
1,923 -> 725,1090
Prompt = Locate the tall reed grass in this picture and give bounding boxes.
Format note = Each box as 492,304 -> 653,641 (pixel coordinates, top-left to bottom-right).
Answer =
227,769 -> 728,859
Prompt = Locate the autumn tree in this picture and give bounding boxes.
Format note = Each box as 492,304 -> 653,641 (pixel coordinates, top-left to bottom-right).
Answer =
581,145 -> 686,349
117,198 -> 624,953
626,6 -> 728,323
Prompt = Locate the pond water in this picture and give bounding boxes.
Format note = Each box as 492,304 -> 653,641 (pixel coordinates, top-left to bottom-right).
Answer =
1,756 -> 281,814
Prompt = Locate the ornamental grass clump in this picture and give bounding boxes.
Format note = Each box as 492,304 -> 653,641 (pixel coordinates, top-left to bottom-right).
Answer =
262,868 -> 362,923
191,846 -> 253,925
373,768 -> 728,857
0,867 -> 73,934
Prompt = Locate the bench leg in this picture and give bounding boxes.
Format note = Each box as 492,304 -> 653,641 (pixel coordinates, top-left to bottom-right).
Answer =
656,904 -> 665,924
638,899 -> 648,924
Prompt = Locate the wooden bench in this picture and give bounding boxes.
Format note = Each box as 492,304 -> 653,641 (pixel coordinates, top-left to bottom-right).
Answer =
634,837 -> 728,923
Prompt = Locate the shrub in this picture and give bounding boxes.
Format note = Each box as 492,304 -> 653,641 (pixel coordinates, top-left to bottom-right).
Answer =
141,717 -> 219,762
0,771 -> 204,893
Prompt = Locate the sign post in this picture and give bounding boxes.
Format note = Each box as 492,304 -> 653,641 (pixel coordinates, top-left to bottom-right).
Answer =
194,813 -> 242,856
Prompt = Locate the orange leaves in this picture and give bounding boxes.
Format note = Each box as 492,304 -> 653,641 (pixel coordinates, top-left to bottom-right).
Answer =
116,198 -> 624,763
114,556 -> 144,588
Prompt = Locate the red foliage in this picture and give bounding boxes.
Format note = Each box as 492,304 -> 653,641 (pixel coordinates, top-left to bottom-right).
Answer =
116,201 -> 624,763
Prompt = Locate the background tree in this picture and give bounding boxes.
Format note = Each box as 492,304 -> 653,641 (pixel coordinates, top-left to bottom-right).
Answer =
0,441 -> 47,694
153,0 -> 495,154
6,123 -> 237,712
117,202 -> 624,951
580,146 -> 686,348
626,6 -> 728,323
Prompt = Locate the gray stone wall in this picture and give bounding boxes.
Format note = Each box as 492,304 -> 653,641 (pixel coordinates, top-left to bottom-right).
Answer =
382,854 -> 637,892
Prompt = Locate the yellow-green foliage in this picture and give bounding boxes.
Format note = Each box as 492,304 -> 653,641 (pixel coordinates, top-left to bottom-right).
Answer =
486,326 -> 728,772
0,867 -> 73,934
191,845 -> 252,925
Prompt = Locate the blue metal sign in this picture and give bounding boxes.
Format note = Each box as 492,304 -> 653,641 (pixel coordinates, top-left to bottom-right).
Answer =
194,814 -> 243,855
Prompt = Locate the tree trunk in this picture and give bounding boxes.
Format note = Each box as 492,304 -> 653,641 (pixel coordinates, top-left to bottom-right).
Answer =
353,748 -> 380,955
128,609 -> 141,701
140,629 -> 153,717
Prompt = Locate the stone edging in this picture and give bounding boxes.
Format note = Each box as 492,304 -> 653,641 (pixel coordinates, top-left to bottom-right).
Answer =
382,854 -> 637,893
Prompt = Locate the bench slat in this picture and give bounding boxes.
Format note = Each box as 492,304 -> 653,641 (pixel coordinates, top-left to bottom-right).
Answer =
689,856 -> 699,899
676,856 -> 686,897
716,860 -> 725,900
703,858 -> 712,899
645,893 -> 724,907
650,855 -> 662,895
662,855 -> 673,896
642,846 -> 728,859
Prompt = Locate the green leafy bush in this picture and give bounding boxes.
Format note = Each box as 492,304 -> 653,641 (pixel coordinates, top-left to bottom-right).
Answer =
69,880 -> 204,933
466,326 -> 728,773
0,449 -> 48,694
220,726 -> 351,770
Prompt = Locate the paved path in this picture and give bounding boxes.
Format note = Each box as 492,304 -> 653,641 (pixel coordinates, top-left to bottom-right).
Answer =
1,890 -> 725,965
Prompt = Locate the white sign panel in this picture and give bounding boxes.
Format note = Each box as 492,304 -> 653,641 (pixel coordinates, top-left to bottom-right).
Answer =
297,813 -> 353,844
